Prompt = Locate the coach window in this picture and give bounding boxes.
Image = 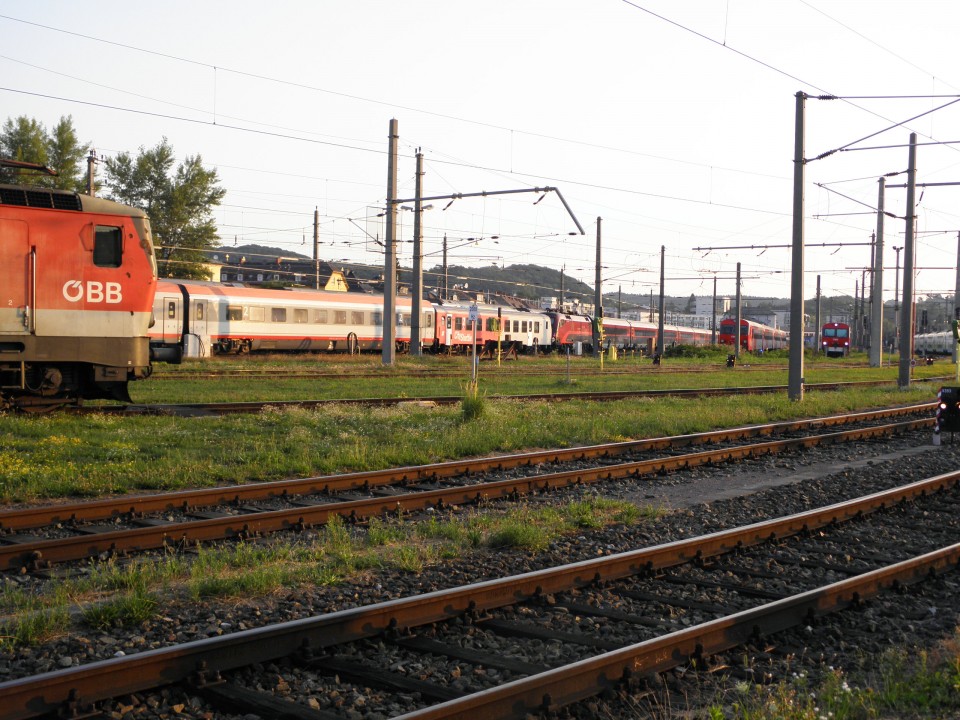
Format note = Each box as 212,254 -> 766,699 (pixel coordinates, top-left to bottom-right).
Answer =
455,317 -> 463,330
294,309 -> 308,323
271,308 -> 287,322
351,311 -> 364,325
334,310 -> 347,324
196,304 -> 204,321
521,321 -> 528,333
534,321 -> 540,333
424,313 -> 433,328
167,301 -> 176,319
93,226 -> 123,267
513,320 -> 520,333
314,309 -> 328,324
372,311 -> 382,325
227,306 -> 242,321
248,306 -> 265,322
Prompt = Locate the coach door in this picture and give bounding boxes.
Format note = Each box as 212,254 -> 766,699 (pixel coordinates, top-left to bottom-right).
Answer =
444,314 -> 453,346
186,299 -> 210,357
161,296 -> 181,343
0,219 -> 30,334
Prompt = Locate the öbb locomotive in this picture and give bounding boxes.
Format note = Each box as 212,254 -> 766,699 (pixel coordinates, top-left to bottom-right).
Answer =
0,183 -> 157,410
148,280 -> 719,360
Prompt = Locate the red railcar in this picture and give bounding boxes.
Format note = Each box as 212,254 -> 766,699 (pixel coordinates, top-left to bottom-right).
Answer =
0,183 -> 157,409
821,322 -> 850,357
545,312 -> 712,354
718,318 -> 788,352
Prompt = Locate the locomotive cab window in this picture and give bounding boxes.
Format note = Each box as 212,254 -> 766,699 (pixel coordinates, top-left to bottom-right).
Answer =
93,226 -> 123,267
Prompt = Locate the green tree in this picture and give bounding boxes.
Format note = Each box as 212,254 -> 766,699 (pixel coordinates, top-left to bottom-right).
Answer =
104,138 -> 226,280
0,115 -> 89,190
1,116 -> 49,184
46,116 -> 89,192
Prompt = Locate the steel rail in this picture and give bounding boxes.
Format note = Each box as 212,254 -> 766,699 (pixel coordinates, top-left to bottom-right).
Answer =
2,470 -> 957,720
0,416 -> 934,572
147,363 -> 790,380
87,378 -> 946,416
0,403 -> 934,533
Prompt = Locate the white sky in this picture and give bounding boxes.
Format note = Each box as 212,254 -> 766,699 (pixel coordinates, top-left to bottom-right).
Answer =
4,1 -> 960,303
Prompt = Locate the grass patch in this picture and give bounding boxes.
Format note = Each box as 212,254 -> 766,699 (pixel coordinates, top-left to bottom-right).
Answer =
82,589 -> 158,630
0,360 -> 942,502
706,636 -> 960,719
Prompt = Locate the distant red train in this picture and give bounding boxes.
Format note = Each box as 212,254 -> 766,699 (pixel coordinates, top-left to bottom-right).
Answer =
0,182 -> 157,409
546,312 -> 713,354
718,318 -> 788,352
821,322 -> 850,357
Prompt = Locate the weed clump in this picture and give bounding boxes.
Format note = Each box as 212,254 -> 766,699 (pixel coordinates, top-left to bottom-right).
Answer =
460,380 -> 486,421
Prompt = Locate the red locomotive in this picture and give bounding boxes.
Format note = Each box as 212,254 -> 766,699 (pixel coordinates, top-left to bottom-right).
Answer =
718,318 -> 788,352
821,322 -> 850,357
0,182 -> 157,410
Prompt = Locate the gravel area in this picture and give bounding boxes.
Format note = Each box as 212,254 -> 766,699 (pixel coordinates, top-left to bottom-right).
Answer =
1,424 -> 958,718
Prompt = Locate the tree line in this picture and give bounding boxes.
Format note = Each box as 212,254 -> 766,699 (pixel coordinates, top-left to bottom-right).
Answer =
1,114 -> 224,279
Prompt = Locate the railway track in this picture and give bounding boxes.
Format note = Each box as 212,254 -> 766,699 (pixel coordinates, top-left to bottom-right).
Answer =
148,362 -> 789,381
82,378 -> 945,416
0,404 -> 934,572
2,467 -> 956,720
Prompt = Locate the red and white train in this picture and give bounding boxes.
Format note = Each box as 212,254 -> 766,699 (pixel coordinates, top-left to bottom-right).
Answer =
149,280 -> 553,360
0,182 -> 157,409
718,318 -> 788,353
820,321 -> 850,357
148,280 -> 720,360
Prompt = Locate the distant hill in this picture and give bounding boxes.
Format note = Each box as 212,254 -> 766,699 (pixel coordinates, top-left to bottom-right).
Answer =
212,244 -> 310,262
415,263 -> 593,302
